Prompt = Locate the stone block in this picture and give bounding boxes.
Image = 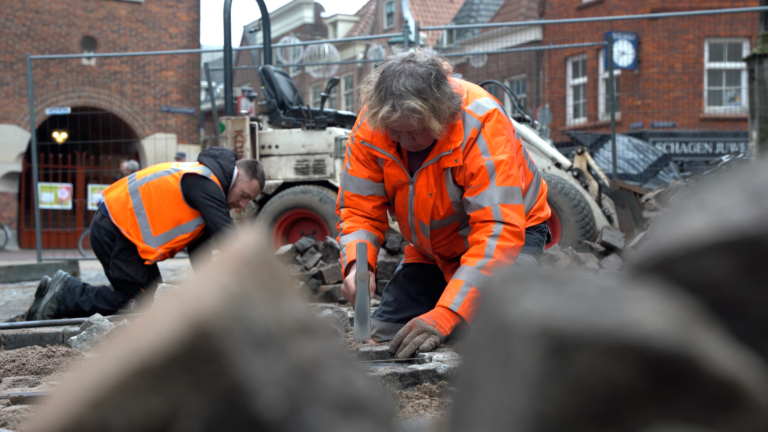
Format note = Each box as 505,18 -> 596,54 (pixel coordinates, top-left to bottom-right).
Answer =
298,248 -> 322,270
320,236 -> 341,264
377,257 -> 400,281
274,244 -> 297,263
316,284 -> 342,303
633,158 -> 768,361
450,268 -> 768,432
1,327 -> 72,350
293,236 -> 318,255
376,279 -> 389,295
0,261 -> 80,284
307,277 -> 322,292
318,262 -> 343,285
597,226 -> 626,250
600,253 -> 623,271
383,232 -> 404,255
308,304 -> 350,337
541,245 -> 575,270
24,227 -> 393,432
67,314 -> 115,352
578,241 -> 606,256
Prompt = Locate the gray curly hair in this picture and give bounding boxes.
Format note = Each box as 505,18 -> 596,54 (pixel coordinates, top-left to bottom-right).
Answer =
359,49 -> 463,139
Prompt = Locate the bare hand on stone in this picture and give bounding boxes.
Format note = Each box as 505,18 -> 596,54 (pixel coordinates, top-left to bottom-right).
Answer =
341,262 -> 376,305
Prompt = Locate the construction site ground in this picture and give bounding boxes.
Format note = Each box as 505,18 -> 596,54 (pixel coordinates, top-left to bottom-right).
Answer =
0,256 -> 455,431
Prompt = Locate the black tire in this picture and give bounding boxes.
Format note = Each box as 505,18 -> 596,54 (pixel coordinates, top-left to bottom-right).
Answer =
256,185 -> 339,246
542,172 -> 597,248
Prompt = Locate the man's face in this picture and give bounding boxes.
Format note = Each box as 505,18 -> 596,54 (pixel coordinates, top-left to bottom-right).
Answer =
120,162 -> 130,175
227,173 -> 261,210
385,118 -> 435,152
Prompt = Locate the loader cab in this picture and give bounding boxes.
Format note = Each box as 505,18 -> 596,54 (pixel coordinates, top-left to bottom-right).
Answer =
258,65 -> 357,130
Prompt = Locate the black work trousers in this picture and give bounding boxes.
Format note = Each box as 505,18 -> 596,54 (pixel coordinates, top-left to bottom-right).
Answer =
55,212 -> 162,318
370,221 -> 550,342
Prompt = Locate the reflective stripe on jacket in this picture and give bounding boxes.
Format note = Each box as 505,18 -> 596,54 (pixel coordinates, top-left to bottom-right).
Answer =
336,78 -> 551,323
103,162 -> 222,264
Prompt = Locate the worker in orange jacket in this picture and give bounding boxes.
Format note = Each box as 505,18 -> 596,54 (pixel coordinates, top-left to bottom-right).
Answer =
26,148 -> 265,321
337,50 -> 551,358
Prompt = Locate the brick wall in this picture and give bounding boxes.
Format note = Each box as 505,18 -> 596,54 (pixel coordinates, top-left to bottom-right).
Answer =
0,193 -> 18,231
0,0 -> 201,141
540,0 -> 759,143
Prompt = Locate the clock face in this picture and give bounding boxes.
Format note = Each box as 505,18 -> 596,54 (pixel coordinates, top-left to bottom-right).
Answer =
613,39 -> 636,68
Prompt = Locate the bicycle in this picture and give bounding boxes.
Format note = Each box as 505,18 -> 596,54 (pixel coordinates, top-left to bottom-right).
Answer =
78,228 -> 95,258
0,221 -> 10,251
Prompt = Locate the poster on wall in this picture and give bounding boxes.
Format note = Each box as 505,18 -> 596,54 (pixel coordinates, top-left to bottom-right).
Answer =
38,182 -> 73,210
87,184 -> 110,211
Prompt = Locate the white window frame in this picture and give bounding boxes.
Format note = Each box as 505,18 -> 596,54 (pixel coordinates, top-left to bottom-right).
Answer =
341,72 -> 355,112
566,54 -> 588,126
311,83 -> 322,108
598,49 -> 621,121
384,0 -> 395,30
503,75 -> 526,117
704,38 -> 749,114
327,79 -> 338,110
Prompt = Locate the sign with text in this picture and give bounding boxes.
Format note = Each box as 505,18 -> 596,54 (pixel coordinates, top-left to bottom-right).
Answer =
650,137 -> 749,159
45,107 -> 71,116
219,116 -> 252,160
38,182 -> 73,210
87,184 -> 110,211
160,106 -> 196,115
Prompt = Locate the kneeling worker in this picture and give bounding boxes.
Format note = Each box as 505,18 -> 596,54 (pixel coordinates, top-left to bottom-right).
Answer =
27,147 -> 265,320
338,50 -> 551,358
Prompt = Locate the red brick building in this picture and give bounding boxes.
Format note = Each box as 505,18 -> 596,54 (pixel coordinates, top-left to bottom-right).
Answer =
539,0 -> 759,150
0,0 -> 200,249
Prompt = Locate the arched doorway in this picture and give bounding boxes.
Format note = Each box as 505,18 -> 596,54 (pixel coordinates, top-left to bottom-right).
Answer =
19,107 -> 141,249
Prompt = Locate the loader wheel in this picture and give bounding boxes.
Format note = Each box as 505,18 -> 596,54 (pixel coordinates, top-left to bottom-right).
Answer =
256,185 -> 339,248
542,173 -> 597,249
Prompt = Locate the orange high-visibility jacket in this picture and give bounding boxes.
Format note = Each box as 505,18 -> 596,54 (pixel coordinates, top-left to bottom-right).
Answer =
336,78 -> 551,323
103,162 -> 222,264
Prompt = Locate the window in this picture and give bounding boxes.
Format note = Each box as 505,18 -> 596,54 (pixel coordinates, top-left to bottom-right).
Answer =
598,49 -> 621,120
504,76 -> 527,117
384,1 -> 395,29
487,84 -> 504,105
81,36 -> 97,66
327,79 -> 338,110
311,84 -> 322,108
342,72 -> 355,111
705,39 -> 749,114
567,55 -> 588,125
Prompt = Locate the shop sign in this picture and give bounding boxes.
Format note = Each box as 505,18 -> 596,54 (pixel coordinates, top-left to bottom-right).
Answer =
649,137 -> 749,159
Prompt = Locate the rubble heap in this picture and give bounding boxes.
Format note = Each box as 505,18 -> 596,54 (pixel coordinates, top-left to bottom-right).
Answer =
275,232 -> 408,304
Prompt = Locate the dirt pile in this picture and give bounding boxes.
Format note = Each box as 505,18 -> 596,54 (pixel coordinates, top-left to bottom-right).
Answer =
0,346 -> 84,431
0,346 -> 83,379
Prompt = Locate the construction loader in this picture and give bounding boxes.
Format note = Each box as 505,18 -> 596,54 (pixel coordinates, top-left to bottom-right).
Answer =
217,1 -> 627,249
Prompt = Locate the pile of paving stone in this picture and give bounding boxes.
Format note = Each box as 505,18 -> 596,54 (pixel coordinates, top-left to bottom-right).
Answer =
274,231 -> 408,303
541,226 -> 627,273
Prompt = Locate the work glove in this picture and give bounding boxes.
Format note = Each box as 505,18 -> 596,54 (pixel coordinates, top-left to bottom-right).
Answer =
389,306 -> 462,359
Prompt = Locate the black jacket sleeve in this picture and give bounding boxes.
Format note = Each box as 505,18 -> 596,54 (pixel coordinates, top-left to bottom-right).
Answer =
181,174 -> 235,268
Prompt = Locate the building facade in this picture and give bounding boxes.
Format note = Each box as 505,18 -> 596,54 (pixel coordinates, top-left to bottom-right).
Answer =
538,0 -> 758,156
0,0 -> 200,248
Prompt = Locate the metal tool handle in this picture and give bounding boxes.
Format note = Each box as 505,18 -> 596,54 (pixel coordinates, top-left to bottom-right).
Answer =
353,242 -> 371,341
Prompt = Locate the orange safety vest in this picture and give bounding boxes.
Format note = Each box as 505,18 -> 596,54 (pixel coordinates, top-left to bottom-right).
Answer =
336,78 -> 551,323
103,162 -> 223,264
